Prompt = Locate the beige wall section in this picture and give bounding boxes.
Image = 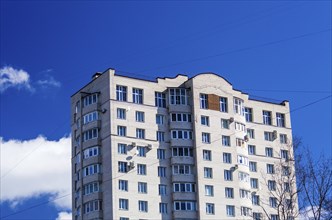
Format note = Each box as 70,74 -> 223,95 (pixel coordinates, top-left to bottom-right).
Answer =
71,70 -> 298,220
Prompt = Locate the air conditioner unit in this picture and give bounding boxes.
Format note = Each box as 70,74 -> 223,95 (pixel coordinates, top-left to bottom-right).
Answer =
273,130 -> 278,140
128,161 -> 135,169
234,164 -> 239,170
244,135 -> 249,142
132,142 -> 137,147
146,144 -> 152,150
229,117 -> 234,123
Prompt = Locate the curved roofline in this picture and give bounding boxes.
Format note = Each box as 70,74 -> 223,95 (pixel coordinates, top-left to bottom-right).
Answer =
189,72 -> 233,86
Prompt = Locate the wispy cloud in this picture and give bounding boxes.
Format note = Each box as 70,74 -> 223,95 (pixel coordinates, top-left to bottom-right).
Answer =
0,66 -> 62,93
0,135 -> 71,210
0,66 -> 33,93
37,75 -> 61,88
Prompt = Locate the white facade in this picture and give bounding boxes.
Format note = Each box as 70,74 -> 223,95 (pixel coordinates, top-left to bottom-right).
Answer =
71,69 -> 298,220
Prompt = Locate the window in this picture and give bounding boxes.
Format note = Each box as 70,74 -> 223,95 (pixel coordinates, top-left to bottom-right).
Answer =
280,134 -> 288,144
265,147 -> 273,157
155,92 -> 166,108
174,201 -> 196,211
204,167 -> 213,178
75,100 -> 81,113
159,184 -> 167,195
249,161 -> 257,172
263,110 -> 272,125
226,205 -> 235,217
172,147 -> 193,157
253,212 -> 262,220
264,131 -> 274,141
170,88 -> 188,105
156,114 -> 164,125
200,94 -> 208,109
280,150 -> 288,160
118,161 -> 128,173
138,182 -> 147,194
247,129 -> 255,139
224,170 -> 233,181
250,178 -> 259,189
239,189 -> 250,199
118,144 -> 127,154
248,145 -> 256,155
276,113 -> 285,127
271,214 -> 279,220
83,111 -> 98,124
171,130 -> 193,139
237,155 -> 249,166
157,149 -> 166,159
173,183 -> 195,193
116,85 -> 127,101
156,131 -> 165,142
223,152 -> 232,163
241,206 -> 252,216
173,164 -> 192,175
282,166 -> 290,176
222,135 -> 230,146
239,172 -> 249,182
83,146 -> 100,159
269,197 -> 277,208
234,98 -> 244,115
158,166 -> 166,177
137,146 -> 146,157
137,164 -> 146,175
132,88 -> 143,104
284,182 -> 290,192
83,164 -> 101,176
135,111 -> 145,122
268,180 -> 276,191
119,199 -> 128,210
244,107 -> 253,122
83,200 -> 102,214
203,150 -> 212,161
83,93 -> 98,107
267,164 -> 275,174
117,108 -> 126,119
220,97 -> 228,112
159,203 -> 167,214
171,113 -> 192,122
252,195 -> 260,205
225,187 -> 234,198
136,128 -> 145,139
202,132 -> 210,143
119,180 -> 128,191
221,119 -> 230,129
119,218 -> 129,220
83,128 -> 98,142
236,138 -> 245,147
235,122 -> 246,132
206,203 -> 215,215
83,182 -> 100,195
201,115 -> 209,126
117,126 -> 126,136
205,185 -> 214,196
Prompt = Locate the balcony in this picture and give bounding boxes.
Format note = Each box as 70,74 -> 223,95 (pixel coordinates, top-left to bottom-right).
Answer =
169,121 -> 193,130
172,210 -> 197,219
82,155 -> 102,167
82,120 -> 101,132
82,174 -> 103,185
82,192 -> 103,204
171,157 -> 194,165
172,174 -> 195,183
82,138 -> 101,150
170,139 -> 193,147
168,104 -> 192,113
172,192 -> 196,200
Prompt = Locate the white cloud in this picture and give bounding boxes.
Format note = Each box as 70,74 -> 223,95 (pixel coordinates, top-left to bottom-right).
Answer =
0,66 -> 33,93
56,211 -> 72,220
0,135 -> 72,210
37,75 -> 61,88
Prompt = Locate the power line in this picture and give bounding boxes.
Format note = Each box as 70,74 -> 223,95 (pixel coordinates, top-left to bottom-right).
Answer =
1,94 -> 330,219
114,3 -> 299,67
133,28 -> 331,74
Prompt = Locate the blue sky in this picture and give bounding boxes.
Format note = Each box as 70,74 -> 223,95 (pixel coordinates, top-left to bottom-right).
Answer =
0,1 -> 331,219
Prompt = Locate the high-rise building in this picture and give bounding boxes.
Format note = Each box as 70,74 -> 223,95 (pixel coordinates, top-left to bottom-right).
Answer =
71,69 -> 298,220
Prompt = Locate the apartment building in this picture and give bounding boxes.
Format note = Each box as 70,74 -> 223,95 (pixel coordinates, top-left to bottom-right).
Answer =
71,68 -> 298,220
